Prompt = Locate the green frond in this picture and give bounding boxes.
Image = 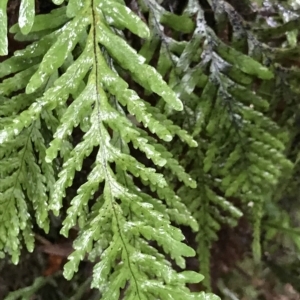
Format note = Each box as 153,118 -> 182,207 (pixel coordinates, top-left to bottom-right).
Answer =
2,0 -> 299,298
0,0 -> 211,298
0,118 -> 54,262
149,0 -> 295,290
0,0 -> 9,55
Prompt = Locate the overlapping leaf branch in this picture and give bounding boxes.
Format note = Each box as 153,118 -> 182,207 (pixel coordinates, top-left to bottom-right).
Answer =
138,0 -> 294,289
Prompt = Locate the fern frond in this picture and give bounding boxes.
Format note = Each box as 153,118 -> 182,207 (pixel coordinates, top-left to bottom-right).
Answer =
0,0 -> 211,298
2,0 -> 298,297
0,101 -> 55,262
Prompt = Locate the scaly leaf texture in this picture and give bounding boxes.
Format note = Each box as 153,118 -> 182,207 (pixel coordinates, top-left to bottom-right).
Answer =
3,0 -> 299,297
0,0 -> 215,299
0,17 -> 62,260
0,0 -> 9,56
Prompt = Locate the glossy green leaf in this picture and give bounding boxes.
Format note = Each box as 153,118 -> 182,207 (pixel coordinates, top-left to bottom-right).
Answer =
26,14 -> 90,93
197,292 -> 221,300
215,39 -> 274,80
98,0 -> 150,39
160,12 -> 195,33
11,7 -> 69,34
0,0 -> 8,56
97,22 -> 183,111
67,0 -> 84,17
19,0 -> 35,35
52,0 -> 64,5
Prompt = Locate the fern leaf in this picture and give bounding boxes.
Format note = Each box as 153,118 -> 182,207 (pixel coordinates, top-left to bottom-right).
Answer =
0,0 -> 9,56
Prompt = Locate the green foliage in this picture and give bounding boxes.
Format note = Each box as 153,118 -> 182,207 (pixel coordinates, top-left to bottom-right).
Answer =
1,0 -> 300,298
